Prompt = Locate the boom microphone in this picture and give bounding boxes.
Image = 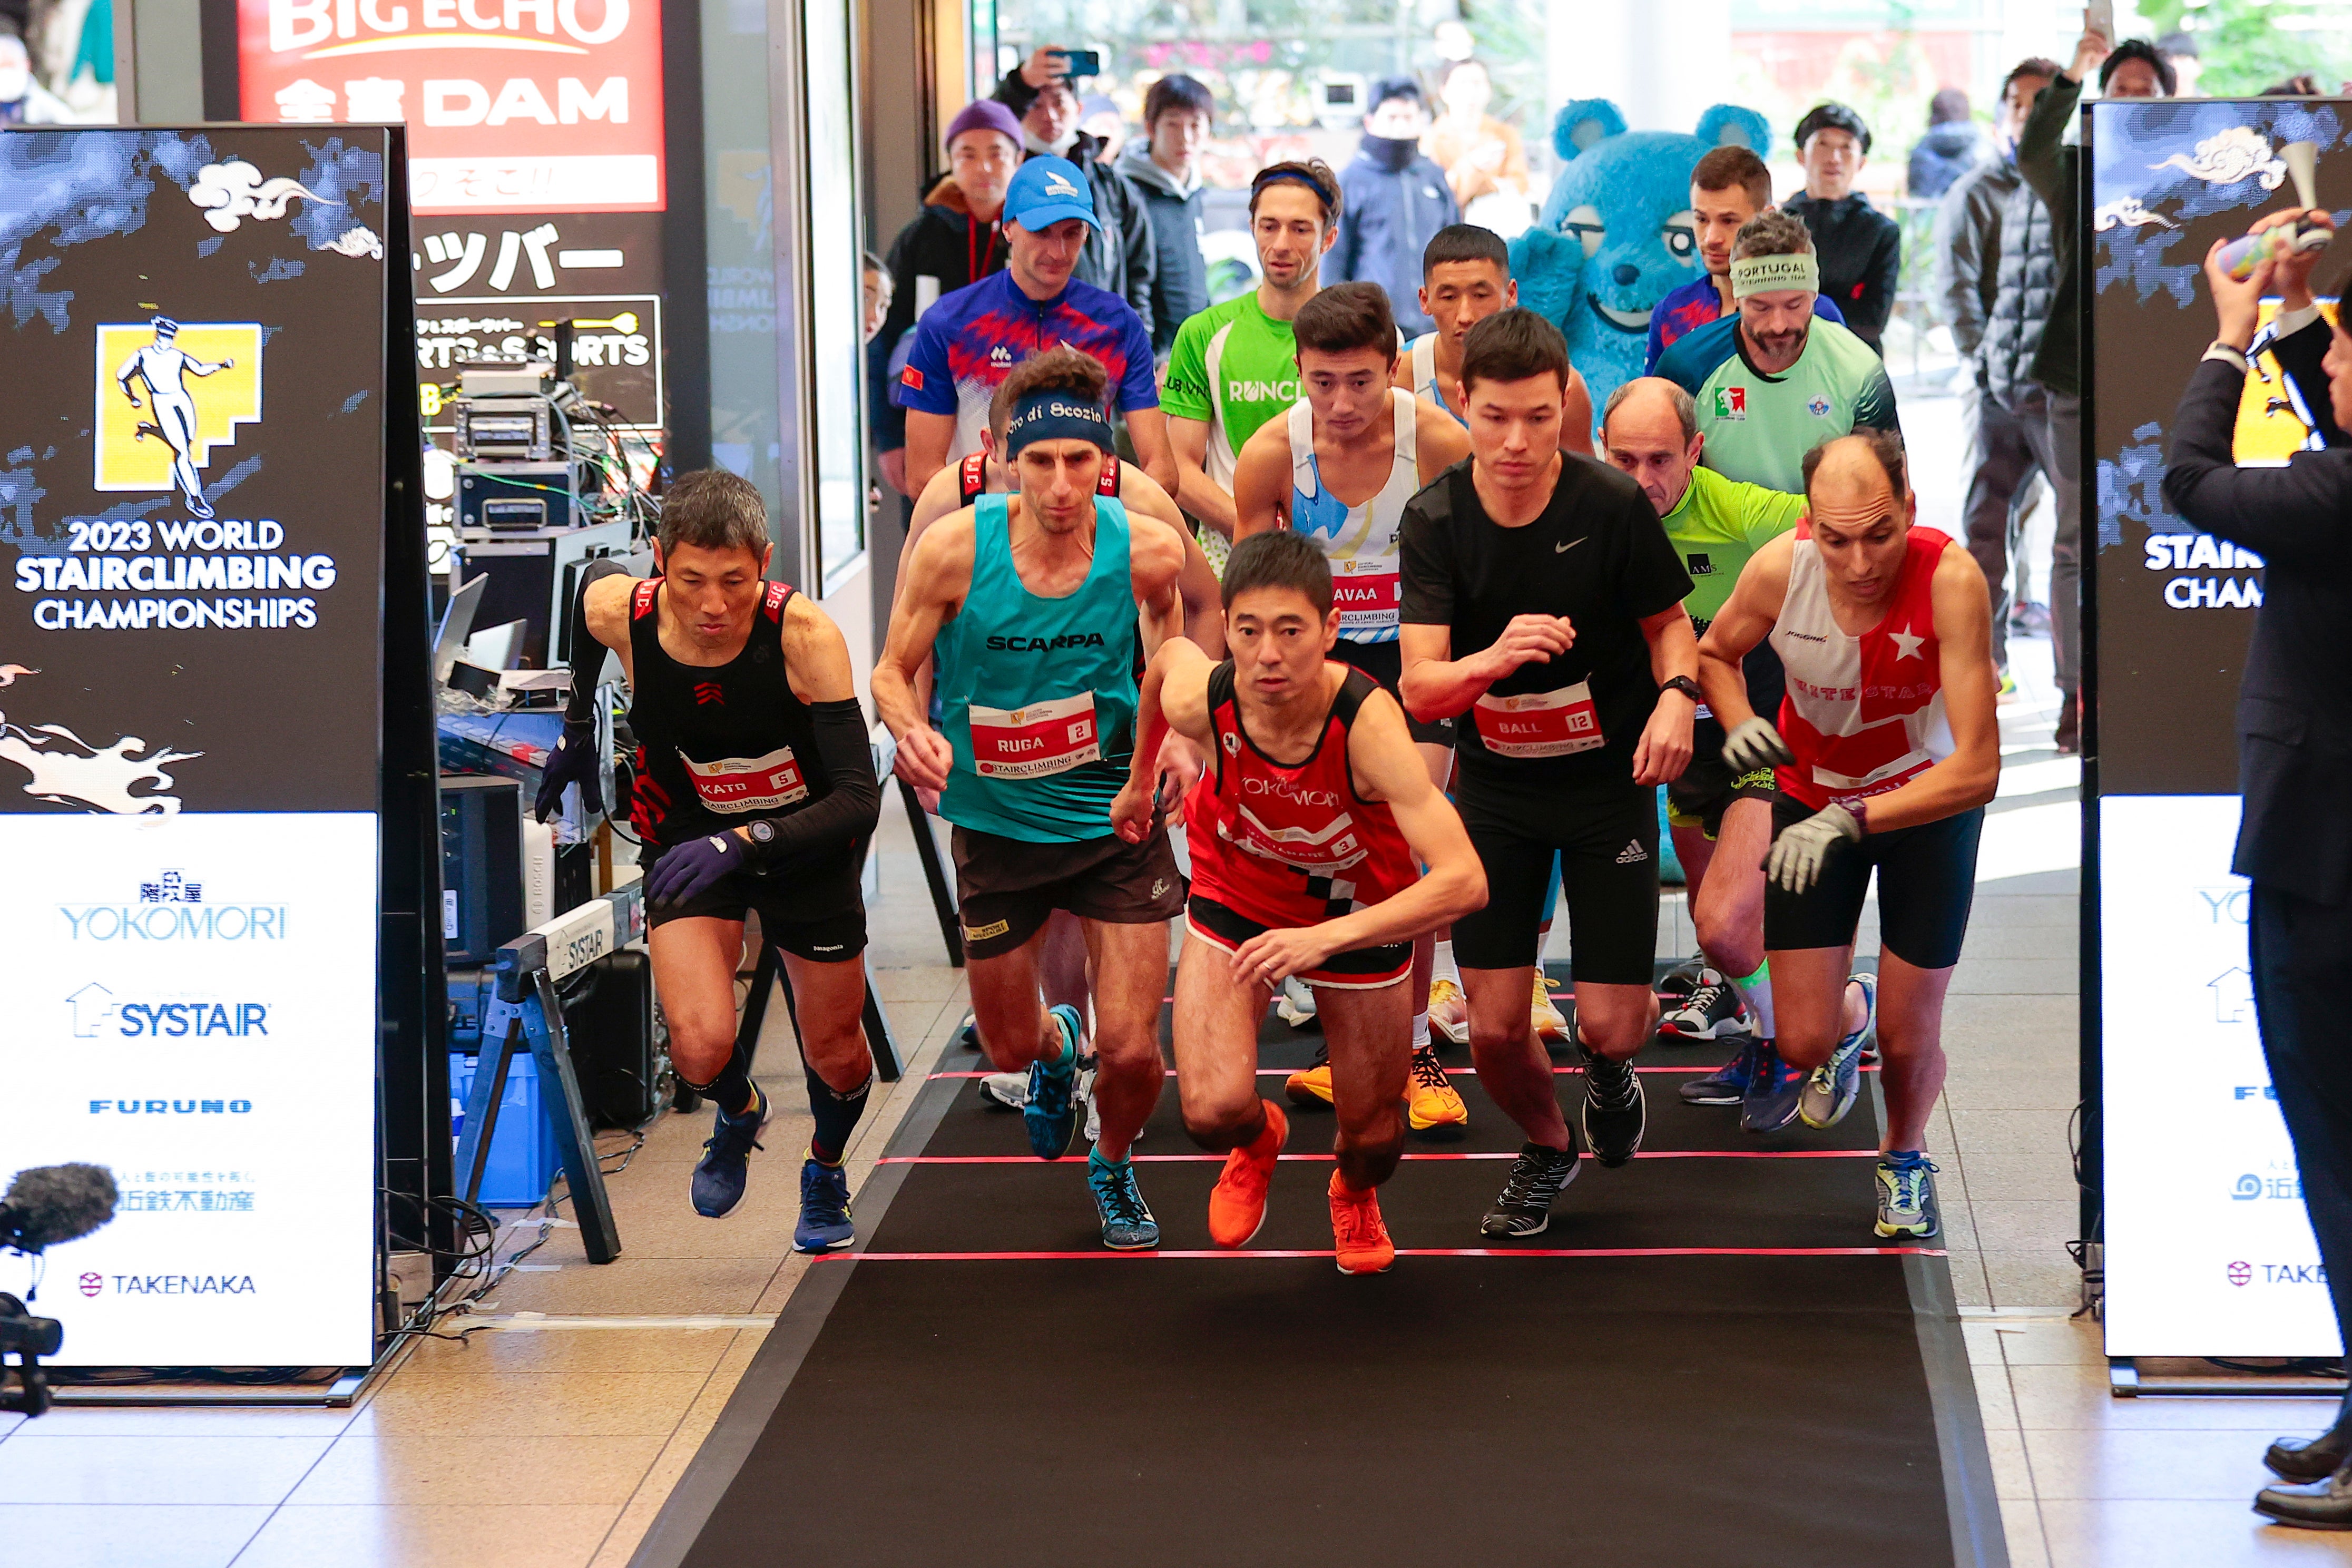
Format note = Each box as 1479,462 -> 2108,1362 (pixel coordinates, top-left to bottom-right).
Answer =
0,1165 -> 120,1254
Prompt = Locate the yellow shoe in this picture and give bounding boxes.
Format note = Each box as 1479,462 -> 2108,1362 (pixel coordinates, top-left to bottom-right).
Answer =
1532,974 -> 1569,1042
1283,1044 -> 1334,1108
1428,977 -> 1469,1045
1406,1043 -> 1469,1132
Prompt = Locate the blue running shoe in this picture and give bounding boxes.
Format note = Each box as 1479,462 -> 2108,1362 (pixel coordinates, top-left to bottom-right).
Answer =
1875,1152 -> 1941,1239
1024,1005 -> 1083,1160
1800,973 -> 1876,1129
793,1155 -> 855,1251
1087,1151 -> 1160,1250
691,1084 -> 769,1219
1740,1043 -> 1807,1133
1680,1037 -> 1761,1106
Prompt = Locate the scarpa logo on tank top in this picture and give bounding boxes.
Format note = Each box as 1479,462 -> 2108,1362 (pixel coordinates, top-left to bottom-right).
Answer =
983,632 -> 1106,652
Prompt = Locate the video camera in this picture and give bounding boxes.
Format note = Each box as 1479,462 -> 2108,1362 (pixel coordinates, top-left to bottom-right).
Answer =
0,1163 -> 120,1416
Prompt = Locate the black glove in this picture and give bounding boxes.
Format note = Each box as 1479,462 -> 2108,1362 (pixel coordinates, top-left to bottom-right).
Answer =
533,719 -> 605,822
644,831 -> 746,907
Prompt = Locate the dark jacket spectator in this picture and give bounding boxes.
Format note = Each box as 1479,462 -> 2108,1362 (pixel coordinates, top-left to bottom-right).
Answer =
1933,156 -> 2015,360
867,169 -> 1011,455
1061,130 -> 1158,338
1908,104 -> 1985,200
1332,77 -> 1460,338
1978,168 -> 2058,408
1119,141 -> 1206,356
2014,74 -> 2081,398
1781,191 -> 1902,348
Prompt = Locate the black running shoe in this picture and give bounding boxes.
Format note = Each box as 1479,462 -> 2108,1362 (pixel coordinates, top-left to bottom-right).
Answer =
1679,1038 -> 1761,1106
1655,953 -> 1708,1003
1658,969 -> 1753,1042
1579,1043 -> 1646,1167
1480,1140 -> 1582,1237
1741,1043 -> 1807,1134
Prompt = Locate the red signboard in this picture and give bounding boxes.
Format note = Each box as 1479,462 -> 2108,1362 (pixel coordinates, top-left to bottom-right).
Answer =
236,0 -> 665,215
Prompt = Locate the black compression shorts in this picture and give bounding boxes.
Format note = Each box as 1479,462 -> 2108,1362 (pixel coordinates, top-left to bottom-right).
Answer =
1329,639 -> 1454,748
1664,716 -> 1778,839
1763,795 -> 1983,969
1449,769 -> 1659,983
641,854 -> 869,963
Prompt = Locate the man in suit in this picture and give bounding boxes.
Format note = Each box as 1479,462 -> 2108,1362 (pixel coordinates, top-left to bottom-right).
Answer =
2162,209 -> 2352,1530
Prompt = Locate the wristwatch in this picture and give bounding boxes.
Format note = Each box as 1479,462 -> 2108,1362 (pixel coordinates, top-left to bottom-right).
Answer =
1661,675 -> 1703,703
746,819 -> 777,846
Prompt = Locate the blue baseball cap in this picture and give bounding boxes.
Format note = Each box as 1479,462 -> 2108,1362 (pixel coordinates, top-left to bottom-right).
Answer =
1004,155 -> 1103,236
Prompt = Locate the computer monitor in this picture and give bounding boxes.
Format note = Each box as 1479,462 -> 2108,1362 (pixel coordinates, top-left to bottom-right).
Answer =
434,574 -> 487,683
465,619 -> 529,672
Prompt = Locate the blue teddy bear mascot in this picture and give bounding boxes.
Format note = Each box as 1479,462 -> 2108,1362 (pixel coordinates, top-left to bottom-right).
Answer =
1510,101 -> 1773,436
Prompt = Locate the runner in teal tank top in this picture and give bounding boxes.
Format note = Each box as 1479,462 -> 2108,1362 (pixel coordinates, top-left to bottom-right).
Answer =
937,489 -> 1141,841
875,348 -> 1191,1251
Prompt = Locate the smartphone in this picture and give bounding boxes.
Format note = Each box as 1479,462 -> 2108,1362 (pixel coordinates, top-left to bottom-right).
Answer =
1060,48 -> 1101,79
2085,0 -> 2114,43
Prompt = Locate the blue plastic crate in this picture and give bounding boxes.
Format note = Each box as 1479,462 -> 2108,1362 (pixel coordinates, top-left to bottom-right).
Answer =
449,1050 -> 562,1208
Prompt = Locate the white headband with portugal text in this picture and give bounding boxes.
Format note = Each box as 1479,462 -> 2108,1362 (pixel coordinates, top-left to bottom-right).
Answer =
1729,251 -> 1821,300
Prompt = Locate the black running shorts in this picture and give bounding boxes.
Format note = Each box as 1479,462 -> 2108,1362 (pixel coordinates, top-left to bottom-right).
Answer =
642,855 -> 869,963
1185,893 -> 1411,989
1449,768 -> 1658,983
1664,716 -> 1778,839
952,824 -> 1187,961
1329,639 -> 1454,748
1763,795 -> 1983,969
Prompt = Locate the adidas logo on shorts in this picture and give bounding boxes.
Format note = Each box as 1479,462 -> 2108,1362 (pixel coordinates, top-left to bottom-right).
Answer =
1616,840 -> 1648,865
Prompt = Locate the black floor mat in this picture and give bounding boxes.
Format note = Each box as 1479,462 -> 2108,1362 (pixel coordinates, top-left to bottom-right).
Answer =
671,963 -> 1971,1568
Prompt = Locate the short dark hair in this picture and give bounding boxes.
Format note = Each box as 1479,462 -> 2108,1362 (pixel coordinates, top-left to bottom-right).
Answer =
2156,30 -> 2199,59
2100,37 -> 2177,95
1459,307 -> 1570,395
2002,56 -> 2063,94
659,471 -> 770,560
1222,527 -> 1332,616
1732,208 -> 1814,261
1249,159 -> 1342,226
1801,429 -> 1909,503
1144,74 -> 1215,129
1293,281 -> 1397,360
1928,88 -> 1969,125
1794,100 -> 1871,155
1423,222 -> 1510,280
989,344 -> 1109,438
1367,74 -> 1424,113
1691,145 -> 1772,213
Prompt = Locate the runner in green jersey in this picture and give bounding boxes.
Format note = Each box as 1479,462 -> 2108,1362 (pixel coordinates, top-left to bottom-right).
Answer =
1601,375 -> 1873,1123
1166,161 -> 1339,573
1652,209 -> 1898,497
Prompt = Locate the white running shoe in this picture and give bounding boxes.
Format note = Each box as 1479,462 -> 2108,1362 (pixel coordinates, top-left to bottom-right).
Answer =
978,1072 -> 1028,1110
1276,975 -> 1319,1027
1429,977 -> 1470,1045
1532,974 -> 1569,1042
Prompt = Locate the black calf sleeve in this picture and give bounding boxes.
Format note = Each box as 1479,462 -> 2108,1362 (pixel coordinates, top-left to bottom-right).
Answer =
681,1054 -> 756,1117
807,1061 -> 872,1165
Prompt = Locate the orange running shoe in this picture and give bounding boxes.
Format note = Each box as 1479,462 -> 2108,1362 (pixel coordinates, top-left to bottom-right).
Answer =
1283,1042 -> 1334,1108
1208,1099 -> 1287,1247
1328,1170 -> 1395,1275
1405,1043 -> 1469,1133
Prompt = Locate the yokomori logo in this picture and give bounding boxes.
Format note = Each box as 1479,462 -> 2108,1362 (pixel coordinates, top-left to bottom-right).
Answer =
96,317 -> 264,521
2198,884 -> 2251,925
60,869 -> 287,942
89,1097 -> 254,1114
68,983 -> 269,1038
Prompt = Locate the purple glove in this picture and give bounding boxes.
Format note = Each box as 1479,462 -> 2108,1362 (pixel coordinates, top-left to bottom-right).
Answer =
644,831 -> 745,907
533,719 -> 605,823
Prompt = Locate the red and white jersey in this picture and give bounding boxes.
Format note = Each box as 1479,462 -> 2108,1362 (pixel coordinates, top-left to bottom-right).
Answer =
1184,661 -> 1419,928
1770,524 -> 1956,809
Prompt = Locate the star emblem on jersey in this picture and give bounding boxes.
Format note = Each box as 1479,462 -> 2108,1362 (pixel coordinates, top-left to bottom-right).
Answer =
1616,840 -> 1648,865
1889,626 -> 1925,661
694,681 -> 726,705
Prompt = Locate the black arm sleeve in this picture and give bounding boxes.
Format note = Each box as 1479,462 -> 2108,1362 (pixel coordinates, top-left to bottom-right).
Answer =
741,699 -> 883,868
2272,317 -> 2348,448
565,558 -> 632,721
2162,356 -> 2352,567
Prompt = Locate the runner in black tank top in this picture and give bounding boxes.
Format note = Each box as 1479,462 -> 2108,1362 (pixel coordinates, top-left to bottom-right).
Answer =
537,471 -> 882,1243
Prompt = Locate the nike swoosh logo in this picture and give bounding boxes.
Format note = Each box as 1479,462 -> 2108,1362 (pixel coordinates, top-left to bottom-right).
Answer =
1555,538 -> 1585,553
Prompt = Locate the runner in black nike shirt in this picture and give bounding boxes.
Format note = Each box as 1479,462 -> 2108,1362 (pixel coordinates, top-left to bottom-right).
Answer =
1399,308 -> 1699,1237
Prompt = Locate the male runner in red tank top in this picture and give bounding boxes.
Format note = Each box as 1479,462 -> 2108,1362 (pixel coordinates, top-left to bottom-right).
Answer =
1696,432 -> 2000,1239
1111,531 -> 1485,1272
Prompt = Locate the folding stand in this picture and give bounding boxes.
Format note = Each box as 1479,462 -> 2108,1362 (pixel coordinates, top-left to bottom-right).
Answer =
731,941 -> 905,1084
899,775 -> 964,967
452,883 -> 644,1265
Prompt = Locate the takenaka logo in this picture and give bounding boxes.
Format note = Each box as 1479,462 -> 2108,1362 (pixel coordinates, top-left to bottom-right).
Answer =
95,316 -> 264,521
2228,1260 -> 2253,1287
78,1272 -> 103,1298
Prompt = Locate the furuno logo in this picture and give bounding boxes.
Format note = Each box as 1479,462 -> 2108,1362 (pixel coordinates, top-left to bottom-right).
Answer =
89,1098 -> 254,1114
69,985 -> 270,1038
104,1274 -> 258,1297
2233,1085 -> 2280,1102
60,871 -> 287,942
78,1272 -> 102,1298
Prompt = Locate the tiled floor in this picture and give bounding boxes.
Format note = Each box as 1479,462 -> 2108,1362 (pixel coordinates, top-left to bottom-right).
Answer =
7,388 -> 2345,1566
